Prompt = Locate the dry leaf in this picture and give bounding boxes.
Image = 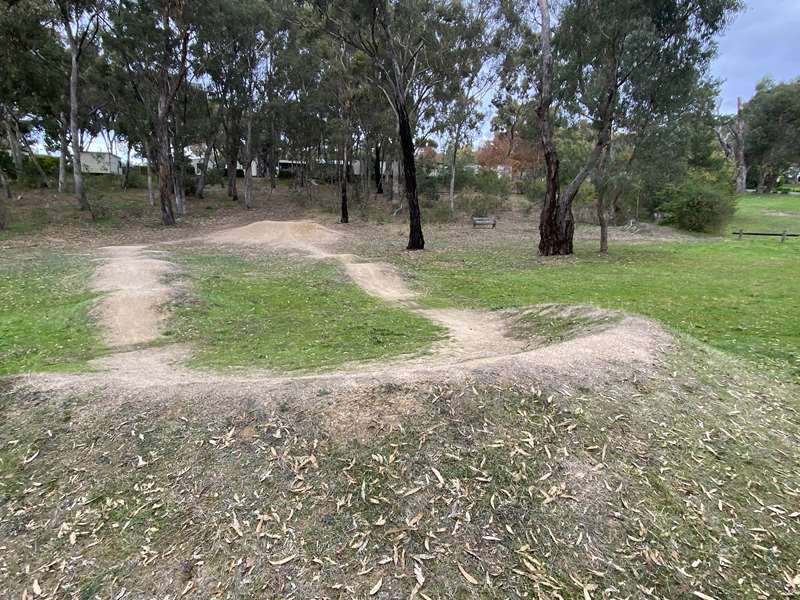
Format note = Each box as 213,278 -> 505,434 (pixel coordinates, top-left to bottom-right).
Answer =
370,577 -> 383,595
269,554 -> 297,566
457,562 -> 479,585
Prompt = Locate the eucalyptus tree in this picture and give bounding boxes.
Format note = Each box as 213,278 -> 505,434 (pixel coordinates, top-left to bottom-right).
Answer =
743,79 -> 800,192
106,0 -> 195,225
542,0 -> 742,254
312,0 -> 480,250
716,97 -> 746,193
434,1 -> 497,211
1,0 -> 65,191
53,0 -> 106,210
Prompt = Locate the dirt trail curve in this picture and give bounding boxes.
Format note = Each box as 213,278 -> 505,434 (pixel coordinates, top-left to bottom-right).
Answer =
207,220 -> 523,362
19,220 -> 670,402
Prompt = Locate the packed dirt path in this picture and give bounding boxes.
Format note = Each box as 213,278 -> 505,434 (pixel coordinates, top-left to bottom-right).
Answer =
19,219 -> 670,407
206,220 -> 525,361
91,245 -> 176,348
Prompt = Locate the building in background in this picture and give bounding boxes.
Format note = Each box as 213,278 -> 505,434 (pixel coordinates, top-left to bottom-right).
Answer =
80,151 -> 123,175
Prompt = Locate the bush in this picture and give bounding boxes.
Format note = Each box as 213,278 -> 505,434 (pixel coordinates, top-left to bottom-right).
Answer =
472,169 -> 511,198
424,201 -> 456,223
658,177 -> 736,233
204,168 -> 224,187
465,192 -> 505,217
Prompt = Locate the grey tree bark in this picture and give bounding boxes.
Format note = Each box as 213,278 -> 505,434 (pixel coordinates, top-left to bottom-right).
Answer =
242,109 -> 254,210
58,113 -> 69,193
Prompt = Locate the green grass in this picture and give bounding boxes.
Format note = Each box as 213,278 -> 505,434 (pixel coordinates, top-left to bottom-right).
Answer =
0,253 -> 103,375
169,253 -> 445,371
731,193 -> 800,232
392,196 -> 800,376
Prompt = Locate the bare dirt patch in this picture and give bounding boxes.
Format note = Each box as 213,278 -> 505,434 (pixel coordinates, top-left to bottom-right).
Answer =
91,245 -> 176,348
205,219 -> 342,256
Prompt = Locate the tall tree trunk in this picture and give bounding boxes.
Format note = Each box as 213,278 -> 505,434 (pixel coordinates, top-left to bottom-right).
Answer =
172,135 -> 186,216
67,49 -> 89,210
396,103 -> 423,250
340,140 -> 349,223
226,151 -> 238,200
196,141 -> 214,199
0,163 -> 10,200
121,144 -> 132,190
3,119 -> 23,175
156,95 -> 176,225
144,139 -> 155,207
391,159 -> 399,205
243,110 -> 253,210
734,97 -> 747,194
535,0 -> 570,255
448,126 -> 461,212
58,114 -> 69,193
374,143 -> 383,194
0,175 -> 6,229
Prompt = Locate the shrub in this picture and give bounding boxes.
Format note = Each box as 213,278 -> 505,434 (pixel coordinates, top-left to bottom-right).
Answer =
465,192 -> 505,217
204,168 -> 224,187
658,177 -> 736,233
424,201 -> 456,223
472,169 -> 511,198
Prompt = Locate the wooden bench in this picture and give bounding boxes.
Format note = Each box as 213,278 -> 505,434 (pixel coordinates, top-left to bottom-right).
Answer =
472,216 -> 497,229
733,229 -> 798,242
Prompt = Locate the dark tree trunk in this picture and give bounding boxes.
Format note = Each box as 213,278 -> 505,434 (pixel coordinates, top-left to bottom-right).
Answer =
226,153 -> 238,200
340,142 -> 349,223
0,164 -> 11,201
122,144 -> 131,190
374,142 -> 383,194
535,0 -> 570,255
596,192 -> 608,254
0,181 -> 6,230
0,163 -> 10,229
156,104 -> 176,225
196,141 -> 214,199
396,105 -> 423,250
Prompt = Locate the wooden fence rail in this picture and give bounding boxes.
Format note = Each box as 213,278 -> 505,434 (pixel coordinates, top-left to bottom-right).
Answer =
733,229 -> 799,242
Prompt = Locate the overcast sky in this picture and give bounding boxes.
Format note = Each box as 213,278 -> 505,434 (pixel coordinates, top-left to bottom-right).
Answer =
712,0 -> 800,114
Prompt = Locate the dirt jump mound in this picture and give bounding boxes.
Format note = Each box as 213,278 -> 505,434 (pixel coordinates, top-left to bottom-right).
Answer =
206,220 -> 341,256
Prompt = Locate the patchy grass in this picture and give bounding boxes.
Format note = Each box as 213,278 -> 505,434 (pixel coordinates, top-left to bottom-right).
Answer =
0,252 -> 102,375
392,233 -> 799,377
1,338 -> 798,598
731,193 -> 800,233
168,252 -> 445,372
508,304 -> 623,347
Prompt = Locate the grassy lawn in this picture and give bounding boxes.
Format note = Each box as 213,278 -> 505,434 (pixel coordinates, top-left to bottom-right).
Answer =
168,252 -> 445,371
731,192 -> 800,232
392,195 -> 800,376
0,253 -> 102,375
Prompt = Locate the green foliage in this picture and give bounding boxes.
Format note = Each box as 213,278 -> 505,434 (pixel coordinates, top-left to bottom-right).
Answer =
392,217 -> 800,376
744,79 -> 800,191
169,253 -> 444,371
464,192 -> 505,217
658,175 -> 737,233
0,253 -> 102,375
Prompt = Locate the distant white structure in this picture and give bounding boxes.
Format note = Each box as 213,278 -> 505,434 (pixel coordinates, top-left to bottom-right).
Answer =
80,151 -> 123,175
189,157 -> 257,177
